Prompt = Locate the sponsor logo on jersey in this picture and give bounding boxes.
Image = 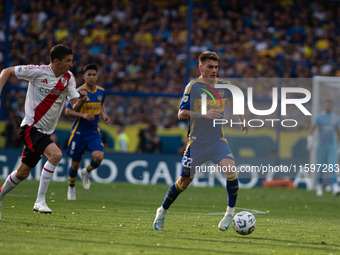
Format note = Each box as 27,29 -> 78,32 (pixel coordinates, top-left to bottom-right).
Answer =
39,87 -> 64,95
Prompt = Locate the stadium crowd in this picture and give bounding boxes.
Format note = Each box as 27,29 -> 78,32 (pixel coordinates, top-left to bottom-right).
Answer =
1,0 -> 340,135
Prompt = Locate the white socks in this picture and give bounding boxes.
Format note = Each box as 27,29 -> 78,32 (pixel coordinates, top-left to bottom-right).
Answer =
0,171 -> 21,200
159,206 -> 168,216
227,206 -> 235,215
36,161 -> 56,203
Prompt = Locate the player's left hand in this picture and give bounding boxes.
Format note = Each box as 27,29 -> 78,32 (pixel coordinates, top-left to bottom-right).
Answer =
103,114 -> 110,124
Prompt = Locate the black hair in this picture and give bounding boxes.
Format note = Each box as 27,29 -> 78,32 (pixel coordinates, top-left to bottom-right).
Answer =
50,44 -> 73,62
83,63 -> 98,73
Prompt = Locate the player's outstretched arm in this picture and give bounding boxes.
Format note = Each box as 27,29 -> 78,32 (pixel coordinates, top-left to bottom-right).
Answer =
0,67 -> 16,100
178,108 -> 222,121
70,88 -> 87,112
65,107 -> 95,121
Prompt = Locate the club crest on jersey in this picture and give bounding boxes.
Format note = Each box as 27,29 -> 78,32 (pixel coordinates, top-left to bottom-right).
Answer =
97,95 -> 103,101
218,90 -> 224,98
61,77 -> 67,86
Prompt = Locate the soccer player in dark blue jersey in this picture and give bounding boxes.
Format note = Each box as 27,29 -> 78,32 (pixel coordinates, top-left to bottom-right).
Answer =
153,51 -> 248,231
65,64 -> 110,200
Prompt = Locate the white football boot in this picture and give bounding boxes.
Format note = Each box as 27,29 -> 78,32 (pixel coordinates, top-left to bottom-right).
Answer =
218,212 -> 234,231
81,168 -> 90,190
153,207 -> 167,231
33,201 -> 52,214
67,186 -> 76,200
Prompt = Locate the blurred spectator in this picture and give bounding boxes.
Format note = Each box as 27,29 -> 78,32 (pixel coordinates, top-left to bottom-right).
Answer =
2,0 -> 340,131
115,124 -> 130,152
137,124 -> 161,153
1,110 -> 22,148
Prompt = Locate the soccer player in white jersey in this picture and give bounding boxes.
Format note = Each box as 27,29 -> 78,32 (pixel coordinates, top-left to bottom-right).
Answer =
0,44 -> 88,220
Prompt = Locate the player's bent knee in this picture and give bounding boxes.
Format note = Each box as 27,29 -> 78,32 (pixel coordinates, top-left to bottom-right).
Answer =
50,150 -> 62,164
71,162 -> 81,170
92,153 -> 104,165
54,150 -> 63,161
178,177 -> 192,190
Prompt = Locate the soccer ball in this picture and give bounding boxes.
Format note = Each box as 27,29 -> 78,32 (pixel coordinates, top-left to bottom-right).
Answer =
232,211 -> 256,235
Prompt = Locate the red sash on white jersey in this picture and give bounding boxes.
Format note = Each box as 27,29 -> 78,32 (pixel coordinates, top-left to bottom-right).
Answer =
24,73 -> 71,152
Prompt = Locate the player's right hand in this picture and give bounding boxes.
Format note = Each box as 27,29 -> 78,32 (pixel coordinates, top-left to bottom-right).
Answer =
79,87 -> 88,101
82,113 -> 95,121
306,135 -> 313,151
205,109 -> 223,119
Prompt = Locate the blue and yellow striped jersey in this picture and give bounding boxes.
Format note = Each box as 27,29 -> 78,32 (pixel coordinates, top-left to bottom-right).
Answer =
67,84 -> 105,135
179,77 -> 232,143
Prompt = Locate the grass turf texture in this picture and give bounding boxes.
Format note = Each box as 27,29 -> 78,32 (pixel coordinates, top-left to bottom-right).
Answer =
0,181 -> 339,255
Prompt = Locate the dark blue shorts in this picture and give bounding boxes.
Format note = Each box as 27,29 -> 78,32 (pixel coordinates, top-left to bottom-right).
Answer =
66,131 -> 104,162
180,138 -> 234,178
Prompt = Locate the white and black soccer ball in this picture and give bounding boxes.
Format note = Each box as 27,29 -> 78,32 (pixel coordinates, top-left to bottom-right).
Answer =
232,211 -> 256,235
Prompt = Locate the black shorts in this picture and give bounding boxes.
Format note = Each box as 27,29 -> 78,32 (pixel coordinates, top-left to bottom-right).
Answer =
19,125 -> 53,168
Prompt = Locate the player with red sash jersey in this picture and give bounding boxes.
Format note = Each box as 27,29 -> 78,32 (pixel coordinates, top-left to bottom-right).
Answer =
0,44 -> 87,220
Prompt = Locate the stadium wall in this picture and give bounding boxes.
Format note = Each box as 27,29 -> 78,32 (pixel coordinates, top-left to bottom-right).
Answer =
0,148 -> 312,189
0,122 -> 310,159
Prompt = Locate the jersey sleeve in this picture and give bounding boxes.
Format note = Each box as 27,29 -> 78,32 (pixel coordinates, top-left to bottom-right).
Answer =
179,83 -> 193,110
66,100 -> 73,109
14,65 -> 41,81
218,79 -> 232,98
66,73 -> 80,101
98,86 -> 105,104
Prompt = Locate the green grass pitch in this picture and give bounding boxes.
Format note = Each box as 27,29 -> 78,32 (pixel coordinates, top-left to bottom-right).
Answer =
0,180 -> 339,255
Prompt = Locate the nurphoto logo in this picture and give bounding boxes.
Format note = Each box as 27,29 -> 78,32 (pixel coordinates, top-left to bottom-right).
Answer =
201,83 -> 311,128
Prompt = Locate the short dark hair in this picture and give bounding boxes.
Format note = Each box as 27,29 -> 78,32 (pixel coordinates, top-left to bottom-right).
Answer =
50,44 -> 73,62
83,63 -> 98,73
199,51 -> 219,64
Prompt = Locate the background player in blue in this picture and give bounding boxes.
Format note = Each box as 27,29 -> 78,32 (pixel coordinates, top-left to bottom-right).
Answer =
153,51 -> 248,231
307,99 -> 340,196
65,64 -> 110,200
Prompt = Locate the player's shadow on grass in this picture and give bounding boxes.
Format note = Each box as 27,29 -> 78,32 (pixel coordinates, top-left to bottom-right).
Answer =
44,236 -> 249,255
185,236 -> 340,253
242,236 -> 340,248
17,220 -> 112,234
